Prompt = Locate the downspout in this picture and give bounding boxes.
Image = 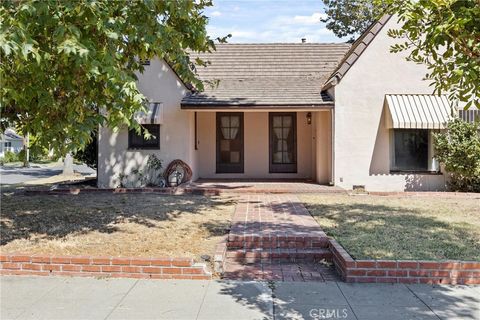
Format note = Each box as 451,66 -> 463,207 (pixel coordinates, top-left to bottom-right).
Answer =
323,76 -> 339,186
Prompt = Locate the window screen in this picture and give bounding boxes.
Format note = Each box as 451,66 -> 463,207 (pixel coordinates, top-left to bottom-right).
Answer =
128,124 -> 160,149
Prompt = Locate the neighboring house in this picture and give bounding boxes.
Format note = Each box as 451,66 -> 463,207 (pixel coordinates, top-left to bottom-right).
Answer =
458,108 -> 480,124
0,128 -> 23,158
98,15 -> 464,191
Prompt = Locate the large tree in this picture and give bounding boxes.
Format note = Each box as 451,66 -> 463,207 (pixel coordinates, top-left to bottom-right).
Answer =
322,0 -> 480,109
385,0 -> 480,109
321,0 -> 384,41
0,0 -> 226,156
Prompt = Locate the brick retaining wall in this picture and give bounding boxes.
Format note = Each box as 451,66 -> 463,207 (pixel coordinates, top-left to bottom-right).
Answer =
24,187 -> 220,196
329,240 -> 480,285
0,254 -> 211,280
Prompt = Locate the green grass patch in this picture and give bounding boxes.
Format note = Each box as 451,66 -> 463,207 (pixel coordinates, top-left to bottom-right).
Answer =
301,194 -> 480,261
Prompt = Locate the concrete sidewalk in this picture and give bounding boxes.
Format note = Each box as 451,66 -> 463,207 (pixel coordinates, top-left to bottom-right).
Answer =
1,276 -> 479,320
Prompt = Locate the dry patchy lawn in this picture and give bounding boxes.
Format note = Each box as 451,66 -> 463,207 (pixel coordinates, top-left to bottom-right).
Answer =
0,193 -> 235,260
301,194 -> 480,261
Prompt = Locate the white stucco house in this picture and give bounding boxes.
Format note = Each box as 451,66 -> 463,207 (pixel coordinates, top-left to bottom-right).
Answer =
98,15 -> 475,191
0,128 -> 23,158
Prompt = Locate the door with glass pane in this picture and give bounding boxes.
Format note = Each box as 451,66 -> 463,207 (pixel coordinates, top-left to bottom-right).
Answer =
269,113 -> 297,173
216,113 -> 244,173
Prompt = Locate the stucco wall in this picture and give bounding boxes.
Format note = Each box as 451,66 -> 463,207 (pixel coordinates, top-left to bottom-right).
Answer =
196,111 -> 316,179
333,17 -> 447,191
97,59 -> 194,188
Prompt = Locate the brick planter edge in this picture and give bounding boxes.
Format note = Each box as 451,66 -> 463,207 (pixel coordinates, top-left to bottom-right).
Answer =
329,240 -> 480,285
0,254 -> 211,280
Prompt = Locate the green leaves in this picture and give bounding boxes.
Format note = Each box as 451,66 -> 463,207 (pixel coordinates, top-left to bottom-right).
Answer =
382,0 -> 480,109
322,0 -> 386,41
323,0 -> 479,109
0,0 -> 219,157
434,119 -> 480,191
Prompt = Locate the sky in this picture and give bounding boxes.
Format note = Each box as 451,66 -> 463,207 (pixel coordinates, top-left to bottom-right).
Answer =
204,0 -> 345,44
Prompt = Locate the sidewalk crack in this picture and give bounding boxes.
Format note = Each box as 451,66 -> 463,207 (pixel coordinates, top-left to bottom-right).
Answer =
104,279 -> 139,320
195,280 -> 211,320
405,284 -> 442,320
335,282 -> 359,320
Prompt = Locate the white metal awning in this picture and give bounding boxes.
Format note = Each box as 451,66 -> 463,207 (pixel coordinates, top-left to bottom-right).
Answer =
385,95 -> 453,129
134,102 -> 163,124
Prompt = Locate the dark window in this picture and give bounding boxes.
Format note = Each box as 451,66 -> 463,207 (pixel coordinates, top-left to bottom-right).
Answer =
392,129 -> 428,171
128,124 -> 160,149
4,142 -> 11,148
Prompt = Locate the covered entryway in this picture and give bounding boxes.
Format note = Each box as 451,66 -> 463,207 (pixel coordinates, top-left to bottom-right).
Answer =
179,43 -> 349,184
190,110 -> 333,184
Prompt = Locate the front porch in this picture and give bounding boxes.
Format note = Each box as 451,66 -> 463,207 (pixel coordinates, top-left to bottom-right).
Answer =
192,110 -> 333,185
188,179 -> 344,194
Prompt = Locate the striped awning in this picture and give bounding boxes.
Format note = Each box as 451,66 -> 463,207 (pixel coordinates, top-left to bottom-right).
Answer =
385,95 -> 453,129
134,102 -> 163,124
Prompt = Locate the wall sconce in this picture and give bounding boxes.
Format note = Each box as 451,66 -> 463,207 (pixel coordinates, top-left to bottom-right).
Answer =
306,112 -> 312,125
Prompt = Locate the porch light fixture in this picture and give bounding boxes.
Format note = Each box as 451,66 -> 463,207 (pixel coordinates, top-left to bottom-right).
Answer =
306,112 -> 312,125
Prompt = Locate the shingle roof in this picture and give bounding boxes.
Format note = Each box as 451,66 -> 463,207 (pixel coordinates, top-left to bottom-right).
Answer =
181,43 -> 350,108
323,15 -> 392,89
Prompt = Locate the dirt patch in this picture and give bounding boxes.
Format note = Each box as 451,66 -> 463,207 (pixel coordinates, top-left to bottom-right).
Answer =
301,194 -> 480,261
1,193 -> 235,261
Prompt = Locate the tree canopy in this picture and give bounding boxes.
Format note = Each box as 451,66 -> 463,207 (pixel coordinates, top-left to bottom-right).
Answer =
321,0 -> 383,41
0,0 -> 226,156
385,0 -> 480,109
321,0 -> 480,109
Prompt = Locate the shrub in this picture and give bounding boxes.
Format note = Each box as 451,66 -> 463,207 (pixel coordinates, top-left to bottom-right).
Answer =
117,154 -> 164,188
434,119 -> 480,192
1,151 -> 19,163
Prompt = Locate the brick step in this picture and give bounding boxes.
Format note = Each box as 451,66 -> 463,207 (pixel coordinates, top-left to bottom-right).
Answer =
226,236 -> 330,249
225,248 -> 332,264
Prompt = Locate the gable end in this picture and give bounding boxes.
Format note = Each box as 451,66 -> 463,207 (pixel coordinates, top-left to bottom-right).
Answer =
322,14 -> 392,90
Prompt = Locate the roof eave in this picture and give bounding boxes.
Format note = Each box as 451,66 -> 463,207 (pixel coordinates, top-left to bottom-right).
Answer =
180,103 -> 334,110
321,75 -> 339,91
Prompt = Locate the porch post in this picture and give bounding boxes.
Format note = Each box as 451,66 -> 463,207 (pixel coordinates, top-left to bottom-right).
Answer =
330,108 -> 335,185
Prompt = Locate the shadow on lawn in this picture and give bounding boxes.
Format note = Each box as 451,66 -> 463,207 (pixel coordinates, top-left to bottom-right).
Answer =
303,201 -> 480,261
0,192 -> 235,246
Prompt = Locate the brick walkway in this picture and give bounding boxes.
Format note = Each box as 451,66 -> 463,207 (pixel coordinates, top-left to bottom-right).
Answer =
222,194 -> 339,281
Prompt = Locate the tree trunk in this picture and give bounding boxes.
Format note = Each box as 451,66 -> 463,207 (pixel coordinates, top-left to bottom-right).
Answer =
23,132 -> 29,167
